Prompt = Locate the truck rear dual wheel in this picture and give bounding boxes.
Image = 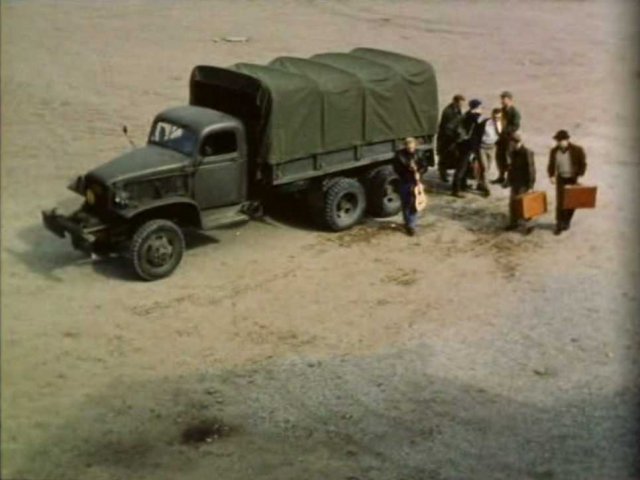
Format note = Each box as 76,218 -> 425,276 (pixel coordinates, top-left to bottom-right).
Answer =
322,177 -> 367,231
366,166 -> 402,218
130,219 -> 185,281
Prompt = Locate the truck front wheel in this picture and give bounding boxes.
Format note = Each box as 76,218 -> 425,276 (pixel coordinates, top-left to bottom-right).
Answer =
322,177 -> 366,231
130,219 -> 185,281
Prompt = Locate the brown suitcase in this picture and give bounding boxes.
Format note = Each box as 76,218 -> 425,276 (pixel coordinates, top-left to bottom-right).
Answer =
563,185 -> 597,209
514,191 -> 548,220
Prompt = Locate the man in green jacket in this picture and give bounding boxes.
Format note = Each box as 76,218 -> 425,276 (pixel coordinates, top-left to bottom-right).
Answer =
547,129 -> 587,235
492,91 -> 522,187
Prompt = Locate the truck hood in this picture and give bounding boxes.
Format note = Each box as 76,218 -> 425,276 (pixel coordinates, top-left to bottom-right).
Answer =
87,145 -> 190,185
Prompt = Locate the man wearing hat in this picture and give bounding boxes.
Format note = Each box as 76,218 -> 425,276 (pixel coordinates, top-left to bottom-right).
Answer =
492,91 -> 522,187
436,94 -> 466,183
393,137 -> 425,236
547,130 -> 587,234
505,132 -> 536,234
451,98 -> 483,197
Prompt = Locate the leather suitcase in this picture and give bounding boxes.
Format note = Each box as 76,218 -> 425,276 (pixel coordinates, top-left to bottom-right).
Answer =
563,185 -> 597,209
514,191 -> 547,220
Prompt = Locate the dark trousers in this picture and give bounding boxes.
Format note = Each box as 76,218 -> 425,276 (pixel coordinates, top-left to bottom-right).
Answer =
452,151 -> 471,193
438,144 -> 456,177
509,185 -> 531,227
495,140 -> 511,180
556,176 -> 577,228
400,182 -> 418,229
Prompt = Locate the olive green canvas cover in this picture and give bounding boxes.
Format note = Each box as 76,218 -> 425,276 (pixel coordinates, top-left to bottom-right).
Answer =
269,57 -> 365,152
230,63 -> 323,164
350,48 -> 439,135
191,49 -> 438,165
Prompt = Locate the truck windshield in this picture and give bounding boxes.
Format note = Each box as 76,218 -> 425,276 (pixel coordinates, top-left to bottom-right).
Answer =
149,121 -> 198,156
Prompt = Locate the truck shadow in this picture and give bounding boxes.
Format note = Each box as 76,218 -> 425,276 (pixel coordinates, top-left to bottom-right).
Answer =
7,224 -> 93,283
262,194 -> 407,237
11,223 -> 219,282
8,345 -> 638,480
91,231 -> 220,281
260,193 -> 319,232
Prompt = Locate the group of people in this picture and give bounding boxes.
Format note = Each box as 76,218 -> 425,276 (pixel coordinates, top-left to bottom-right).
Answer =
393,91 -> 588,236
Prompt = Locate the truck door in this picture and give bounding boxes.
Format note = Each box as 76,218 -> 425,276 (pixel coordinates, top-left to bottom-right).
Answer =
194,129 -> 246,209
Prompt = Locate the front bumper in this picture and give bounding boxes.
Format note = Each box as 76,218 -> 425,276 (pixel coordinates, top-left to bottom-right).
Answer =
42,208 -> 108,254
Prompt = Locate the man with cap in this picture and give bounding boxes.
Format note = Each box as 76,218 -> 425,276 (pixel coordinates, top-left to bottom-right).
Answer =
451,98 -> 483,197
492,91 -> 522,187
505,132 -> 536,234
393,137 -> 425,236
436,94 -> 466,183
547,129 -> 587,234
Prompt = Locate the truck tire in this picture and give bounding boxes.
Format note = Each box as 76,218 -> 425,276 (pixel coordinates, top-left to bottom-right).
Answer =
322,177 -> 366,231
130,219 -> 185,281
366,166 -> 402,218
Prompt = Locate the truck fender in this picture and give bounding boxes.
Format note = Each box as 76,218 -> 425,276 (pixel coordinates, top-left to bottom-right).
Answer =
118,197 -> 202,229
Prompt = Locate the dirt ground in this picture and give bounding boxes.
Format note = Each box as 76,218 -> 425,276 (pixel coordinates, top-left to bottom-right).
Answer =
1,1 -> 639,479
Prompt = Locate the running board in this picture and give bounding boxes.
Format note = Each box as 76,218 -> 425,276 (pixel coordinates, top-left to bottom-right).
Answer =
200,205 -> 250,230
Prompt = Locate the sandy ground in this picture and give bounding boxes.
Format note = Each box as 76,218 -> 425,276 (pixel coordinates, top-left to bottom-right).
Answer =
1,1 -> 639,479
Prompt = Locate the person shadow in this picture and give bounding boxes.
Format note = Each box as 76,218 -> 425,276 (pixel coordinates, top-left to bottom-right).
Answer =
421,171 -> 557,235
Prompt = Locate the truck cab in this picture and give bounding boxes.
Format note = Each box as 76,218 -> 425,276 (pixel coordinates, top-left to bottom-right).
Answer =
159,107 -> 246,206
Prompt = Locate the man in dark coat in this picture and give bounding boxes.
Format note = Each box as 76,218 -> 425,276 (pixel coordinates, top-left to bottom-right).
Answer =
452,98 -> 483,197
547,129 -> 587,235
393,137 -> 425,236
505,132 -> 536,234
436,94 -> 465,183
492,91 -> 522,187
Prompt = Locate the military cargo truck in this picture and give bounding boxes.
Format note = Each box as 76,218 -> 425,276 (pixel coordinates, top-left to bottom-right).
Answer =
42,48 -> 439,280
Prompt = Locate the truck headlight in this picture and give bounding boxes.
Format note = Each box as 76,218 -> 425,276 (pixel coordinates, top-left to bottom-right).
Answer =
85,188 -> 96,205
